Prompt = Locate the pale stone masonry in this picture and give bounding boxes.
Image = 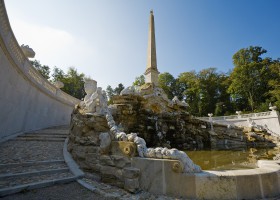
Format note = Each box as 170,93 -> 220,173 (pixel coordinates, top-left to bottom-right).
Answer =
0,0 -> 80,141
144,10 -> 160,86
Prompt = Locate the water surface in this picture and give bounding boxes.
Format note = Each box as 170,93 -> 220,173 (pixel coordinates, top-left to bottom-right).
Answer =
186,147 -> 280,170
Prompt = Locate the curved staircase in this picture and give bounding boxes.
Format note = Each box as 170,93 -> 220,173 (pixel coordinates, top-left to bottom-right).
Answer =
0,126 -> 82,197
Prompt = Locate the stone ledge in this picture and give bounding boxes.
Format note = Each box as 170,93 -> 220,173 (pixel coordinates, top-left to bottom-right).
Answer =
63,138 -> 85,178
132,157 -> 280,199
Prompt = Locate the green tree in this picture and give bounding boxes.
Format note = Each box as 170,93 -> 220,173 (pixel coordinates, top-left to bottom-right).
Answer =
106,85 -> 114,99
30,60 -> 50,79
178,71 -> 200,115
106,85 -> 114,104
215,73 -> 232,115
158,72 -> 176,99
268,60 -> 280,108
114,83 -> 125,95
197,68 -> 220,115
52,67 -> 86,99
232,46 -> 267,66
172,78 -> 186,100
52,66 -> 65,81
228,46 -> 272,111
133,75 -> 145,86
178,69 -> 231,116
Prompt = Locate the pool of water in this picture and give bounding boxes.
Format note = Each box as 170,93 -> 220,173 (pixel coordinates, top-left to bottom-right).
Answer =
186,147 -> 280,170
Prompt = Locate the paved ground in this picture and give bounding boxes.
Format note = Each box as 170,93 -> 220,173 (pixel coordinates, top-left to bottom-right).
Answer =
0,126 -> 181,200
1,182 -> 107,200
0,126 -> 115,199
2,126 -> 279,200
0,126 -> 79,197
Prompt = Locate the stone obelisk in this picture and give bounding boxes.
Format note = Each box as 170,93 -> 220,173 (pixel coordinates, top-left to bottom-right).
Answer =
144,10 -> 159,86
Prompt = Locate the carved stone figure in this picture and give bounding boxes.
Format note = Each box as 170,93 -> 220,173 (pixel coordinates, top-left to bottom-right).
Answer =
172,96 -> 188,107
84,80 -> 97,111
21,44 -> 35,58
83,80 -> 108,115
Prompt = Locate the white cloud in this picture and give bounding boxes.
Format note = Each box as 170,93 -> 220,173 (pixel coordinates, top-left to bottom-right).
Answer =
7,16 -> 136,89
11,19 -> 73,56
10,19 -> 97,72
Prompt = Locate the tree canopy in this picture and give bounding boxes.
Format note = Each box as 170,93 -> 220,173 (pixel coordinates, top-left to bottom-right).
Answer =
32,45 -> 280,116
146,46 -> 279,116
54,67 -> 86,100
133,75 -> 145,86
31,60 -> 86,99
228,46 -> 272,111
31,60 -> 50,79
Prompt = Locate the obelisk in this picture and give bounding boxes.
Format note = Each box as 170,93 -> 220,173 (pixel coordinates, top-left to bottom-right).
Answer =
144,10 -> 159,86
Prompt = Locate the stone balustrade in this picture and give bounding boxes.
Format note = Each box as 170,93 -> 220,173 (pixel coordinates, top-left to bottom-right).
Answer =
198,110 -> 280,136
199,111 -> 273,121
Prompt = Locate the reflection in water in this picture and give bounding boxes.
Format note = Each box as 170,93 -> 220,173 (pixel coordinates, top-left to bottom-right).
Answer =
186,147 -> 280,170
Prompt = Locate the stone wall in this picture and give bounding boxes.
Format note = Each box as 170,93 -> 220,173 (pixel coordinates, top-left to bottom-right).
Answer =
0,0 -> 80,141
68,107 -> 140,192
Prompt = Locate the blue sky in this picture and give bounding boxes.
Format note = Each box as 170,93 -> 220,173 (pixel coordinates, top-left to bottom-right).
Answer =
4,0 -> 280,89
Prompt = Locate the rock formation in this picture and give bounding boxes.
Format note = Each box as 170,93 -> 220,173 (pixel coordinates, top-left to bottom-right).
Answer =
68,80 -> 204,192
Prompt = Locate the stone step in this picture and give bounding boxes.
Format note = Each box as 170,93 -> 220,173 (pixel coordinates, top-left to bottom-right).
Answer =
0,160 -> 67,174
0,170 -> 74,190
30,130 -> 69,135
28,131 -> 69,135
0,175 -> 79,197
0,168 -> 69,179
18,134 -> 68,138
12,137 -> 66,142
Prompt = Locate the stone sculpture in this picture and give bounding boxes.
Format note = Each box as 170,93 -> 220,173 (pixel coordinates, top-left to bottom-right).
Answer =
21,44 -> 35,58
172,96 -> 188,107
84,80 -> 202,173
83,80 -> 107,115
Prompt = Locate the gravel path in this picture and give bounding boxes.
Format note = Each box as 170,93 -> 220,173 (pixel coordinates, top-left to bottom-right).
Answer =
0,126 -> 79,197
0,182 -> 110,200
0,140 -> 64,164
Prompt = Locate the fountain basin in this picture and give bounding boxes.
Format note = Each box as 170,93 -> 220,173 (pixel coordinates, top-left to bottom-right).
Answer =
132,158 -> 280,199
186,148 -> 279,170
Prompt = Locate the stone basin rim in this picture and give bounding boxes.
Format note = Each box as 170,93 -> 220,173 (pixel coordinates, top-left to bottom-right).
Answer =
201,160 -> 280,175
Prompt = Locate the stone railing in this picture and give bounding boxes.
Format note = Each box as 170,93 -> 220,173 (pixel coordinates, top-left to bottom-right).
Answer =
240,111 -> 272,119
0,0 -> 79,107
198,111 -> 273,122
197,110 -> 280,136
